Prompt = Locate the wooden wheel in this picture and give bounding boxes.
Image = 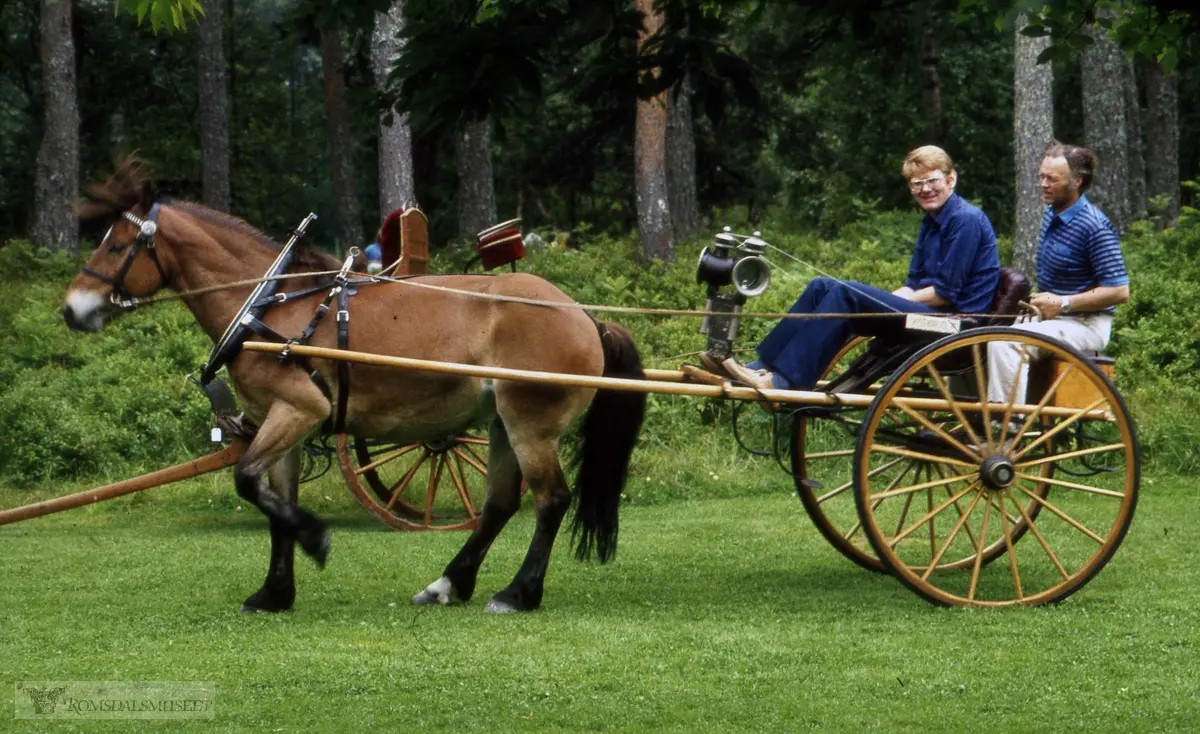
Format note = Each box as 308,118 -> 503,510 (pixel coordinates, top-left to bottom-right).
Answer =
793,336 -> 1042,573
338,433 -> 489,531
854,327 -> 1139,607
792,337 -> 885,572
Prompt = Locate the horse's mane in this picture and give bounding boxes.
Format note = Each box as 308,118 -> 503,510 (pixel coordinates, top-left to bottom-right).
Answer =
78,154 -> 341,272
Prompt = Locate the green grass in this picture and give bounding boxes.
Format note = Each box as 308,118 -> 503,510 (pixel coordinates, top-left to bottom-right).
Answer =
1,469 -> 1198,732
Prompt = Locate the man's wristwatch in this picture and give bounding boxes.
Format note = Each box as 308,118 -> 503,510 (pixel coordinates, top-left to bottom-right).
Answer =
1060,295 -> 1072,314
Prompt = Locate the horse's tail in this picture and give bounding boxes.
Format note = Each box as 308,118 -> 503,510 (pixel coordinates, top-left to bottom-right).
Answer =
570,321 -> 647,563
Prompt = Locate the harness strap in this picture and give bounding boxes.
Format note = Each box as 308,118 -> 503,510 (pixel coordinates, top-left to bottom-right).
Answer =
333,286 -> 352,435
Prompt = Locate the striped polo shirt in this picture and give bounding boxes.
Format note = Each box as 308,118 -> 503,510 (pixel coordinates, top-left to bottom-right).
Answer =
1037,195 -> 1129,314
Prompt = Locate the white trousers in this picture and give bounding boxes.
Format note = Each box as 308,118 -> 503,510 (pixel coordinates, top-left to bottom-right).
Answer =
986,314 -> 1114,404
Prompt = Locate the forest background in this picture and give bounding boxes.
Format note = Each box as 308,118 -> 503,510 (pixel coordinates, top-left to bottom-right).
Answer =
3,0 -> 1200,491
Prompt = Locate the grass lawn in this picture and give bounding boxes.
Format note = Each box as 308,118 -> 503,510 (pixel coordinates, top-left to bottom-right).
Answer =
1,470 -> 1197,732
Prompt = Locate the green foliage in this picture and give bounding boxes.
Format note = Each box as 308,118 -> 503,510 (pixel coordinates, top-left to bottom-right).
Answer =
0,242 -> 211,487
115,0 -> 205,33
5,198 -> 1200,491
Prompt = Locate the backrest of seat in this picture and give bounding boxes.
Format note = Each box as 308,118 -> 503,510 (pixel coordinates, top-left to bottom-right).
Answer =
378,207 -> 429,276
988,267 -> 1031,323
399,208 -> 429,275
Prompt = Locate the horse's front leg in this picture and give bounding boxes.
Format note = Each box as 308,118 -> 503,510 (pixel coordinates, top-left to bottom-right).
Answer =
234,400 -> 328,613
240,445 -> 307,613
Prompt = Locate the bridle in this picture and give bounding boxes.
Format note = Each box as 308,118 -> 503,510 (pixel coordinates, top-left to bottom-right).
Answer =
82,203 -> 168,310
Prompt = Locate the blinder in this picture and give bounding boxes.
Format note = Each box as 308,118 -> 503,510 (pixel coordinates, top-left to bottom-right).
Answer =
82,203 -> 168,309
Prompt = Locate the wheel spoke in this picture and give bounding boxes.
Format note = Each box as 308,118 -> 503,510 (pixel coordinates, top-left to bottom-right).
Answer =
994,493 -> 1024,601
424,456 -> 445,526
355,443 -> 420,475
890,483 -> 979,547
817,457 -> 904,504
967,496 -> 992,600
868,443 -> 978,470
453,446 -> 489,475
807,448 -> 856,460
1005,362 -> 1077,450
452,451 -> 481,516
1014,484 -> 1106,544
997,344 -> 1032,449
1010,398 -> 1109,462
444,453 -> 477,519
1014,442 -> 1126,469
893,402 -> 980,461
1002,488 -> 1069,580
924,363 -> 983,453
457,435 -> 489,446
1013,471 -> 1125,498
385,449 -> 430,512
971,343 -> 994,451
918,491 -> 984,581
870,468 -> 980,501
934,464 -> 982,551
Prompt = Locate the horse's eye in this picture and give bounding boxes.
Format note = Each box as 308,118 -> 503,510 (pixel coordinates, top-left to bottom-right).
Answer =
108,242 -> 128,255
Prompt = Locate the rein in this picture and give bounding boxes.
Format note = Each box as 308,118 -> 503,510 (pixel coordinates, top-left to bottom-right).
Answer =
111,268 -> 1012,322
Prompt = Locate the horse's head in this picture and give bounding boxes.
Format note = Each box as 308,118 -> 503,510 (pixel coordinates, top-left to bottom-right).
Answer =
64,156 -> 171,332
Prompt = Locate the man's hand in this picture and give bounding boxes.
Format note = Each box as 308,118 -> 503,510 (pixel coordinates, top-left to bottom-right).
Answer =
1029,286 -> 1131,319
1029,292 -> 1066,319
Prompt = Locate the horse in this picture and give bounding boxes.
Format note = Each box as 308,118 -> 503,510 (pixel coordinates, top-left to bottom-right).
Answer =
63,156 -> 646,614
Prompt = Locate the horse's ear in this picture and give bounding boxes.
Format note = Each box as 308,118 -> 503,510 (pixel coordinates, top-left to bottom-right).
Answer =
139,179 -> 158,212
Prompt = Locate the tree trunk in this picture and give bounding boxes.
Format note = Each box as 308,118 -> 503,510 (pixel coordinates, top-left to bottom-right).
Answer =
1123,58 -> 1145,221
1144,60 -> 1179,228
455,117 -> 496,237
921,25 -> 944,144
1081,19 -> 1130,233
1012,15 -> 1053,279
371,0 -> 415,217
196,0 -> 230,212
666,73 -> 700,241
320,26 -> 363,252
32,0 -> 79,255
634,0 -> 673,261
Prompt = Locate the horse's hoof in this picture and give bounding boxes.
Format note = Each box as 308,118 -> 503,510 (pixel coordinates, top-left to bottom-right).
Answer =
412,577 -> 457,606
484,597 -> 524,614
240,590 -> 293,614
298,524 -> 331,569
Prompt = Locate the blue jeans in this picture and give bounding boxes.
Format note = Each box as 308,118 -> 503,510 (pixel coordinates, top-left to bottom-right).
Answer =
756,278 -> 937,389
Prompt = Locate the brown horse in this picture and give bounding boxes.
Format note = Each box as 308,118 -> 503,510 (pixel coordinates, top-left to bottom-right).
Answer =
63,157 -> 646,613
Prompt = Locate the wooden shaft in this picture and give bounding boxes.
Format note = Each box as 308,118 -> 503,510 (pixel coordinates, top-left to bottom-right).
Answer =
0,439 -> 247,527
241,341 -> 1111,420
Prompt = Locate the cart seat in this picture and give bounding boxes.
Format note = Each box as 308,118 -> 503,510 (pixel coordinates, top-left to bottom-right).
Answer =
960,267 -> 1031,329
820,268 -> 1031,394
378,207 -> 429,276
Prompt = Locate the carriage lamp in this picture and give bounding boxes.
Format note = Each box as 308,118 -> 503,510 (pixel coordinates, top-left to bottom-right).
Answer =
696,228 -> 772,359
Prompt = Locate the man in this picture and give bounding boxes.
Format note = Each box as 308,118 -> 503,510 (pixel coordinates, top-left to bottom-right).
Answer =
723,145 -> 1001,391
986,143 -> 1130,405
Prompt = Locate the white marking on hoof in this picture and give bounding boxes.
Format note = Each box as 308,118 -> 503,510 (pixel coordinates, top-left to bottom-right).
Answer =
412,576 -> 456,606
484,597 -> 521,614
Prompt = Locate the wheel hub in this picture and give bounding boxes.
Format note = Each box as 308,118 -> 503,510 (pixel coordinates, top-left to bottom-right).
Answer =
979,454 -> 1015,490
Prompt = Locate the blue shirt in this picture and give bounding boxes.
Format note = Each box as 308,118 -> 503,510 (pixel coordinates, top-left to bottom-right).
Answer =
905,193 -> 1001,314
1037,195 -> 1128,314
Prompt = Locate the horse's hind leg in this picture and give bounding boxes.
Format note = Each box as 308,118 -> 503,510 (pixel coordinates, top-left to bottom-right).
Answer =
484,425 -> 574,614
413,416 -> 523,606
241,446 -> 305,613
